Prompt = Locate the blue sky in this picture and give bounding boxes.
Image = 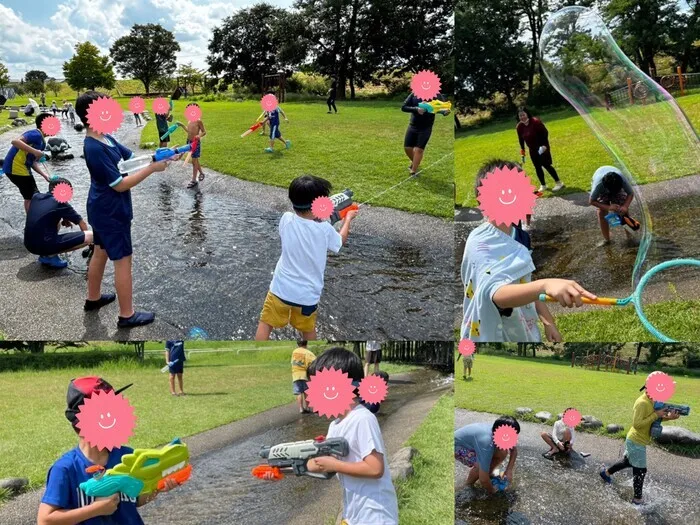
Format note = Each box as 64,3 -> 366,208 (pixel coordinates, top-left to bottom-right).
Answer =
0,0 -> 294,79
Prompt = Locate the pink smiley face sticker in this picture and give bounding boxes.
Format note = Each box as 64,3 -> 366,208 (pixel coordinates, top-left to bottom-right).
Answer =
85,97 -> 124,134
306,367 -> 356,419
75,390 -> 136,451
410,70 -> 441,101
645,371 -> 675,402
458,339 -> 475,357
129,97 -> 145,113
359,374 -> 388,405
261,94 -> 278,112
41,116 -> 61,136
562,408 -> 582,427
311,196 -> 334,220
152,97 -> 170,115
184,104 -> 202,122
51,182 -> 73,204
477,166 -> 537,227
493,424 -> 518,450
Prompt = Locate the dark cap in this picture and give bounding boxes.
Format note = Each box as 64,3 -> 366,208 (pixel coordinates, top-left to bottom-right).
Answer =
65,376 -> 132,426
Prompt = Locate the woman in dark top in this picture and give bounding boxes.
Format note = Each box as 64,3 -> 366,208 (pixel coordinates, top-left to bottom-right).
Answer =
327,79 -> 338,114
516,107 -> 564,192
402,94 -> 447,175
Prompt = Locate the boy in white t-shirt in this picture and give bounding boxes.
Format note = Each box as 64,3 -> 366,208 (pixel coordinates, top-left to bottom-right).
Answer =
305,348 -> 399,525
541,410 -> 576,459
255,176 -> 358,341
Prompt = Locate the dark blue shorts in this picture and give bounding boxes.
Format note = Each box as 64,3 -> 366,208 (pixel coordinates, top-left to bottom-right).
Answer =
269,125 -> 281,140
25,231 -> 86,256
293,380 -> 308,395
169,363 -> 184,374
187,139 -> 201,159
404,126 -> 432,150
93,227 -> 132,261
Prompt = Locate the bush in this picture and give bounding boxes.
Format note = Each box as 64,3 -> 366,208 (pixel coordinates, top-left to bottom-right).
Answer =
0,349 -> 159,372
526,77 -> 566,110
287,72 -> 329,95
376,71 -> 412,97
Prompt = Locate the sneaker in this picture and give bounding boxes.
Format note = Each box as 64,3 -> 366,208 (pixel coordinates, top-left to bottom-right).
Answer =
285,140 -> 291,149
264,147 -> 274,153
117,311 -> 155,328
631,498 -> 644,506
327,111 -> 332,114
187,180 -> 198,189
84,293 -> 116,311
553,181 -> 565,191
38,255 -> 67,269
538,185 -> 547,193
599,467 -> 612,484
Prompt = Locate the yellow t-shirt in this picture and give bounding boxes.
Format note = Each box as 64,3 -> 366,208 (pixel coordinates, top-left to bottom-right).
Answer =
291,347 -> 316,382
626,393 -> 657,446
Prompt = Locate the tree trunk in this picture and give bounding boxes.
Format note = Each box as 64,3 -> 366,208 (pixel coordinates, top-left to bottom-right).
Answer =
143,79 -> 151,95
29,341 -> 45,353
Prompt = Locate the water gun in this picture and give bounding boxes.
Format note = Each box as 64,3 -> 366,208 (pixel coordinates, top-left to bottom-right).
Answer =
79,438 -> 192,498
490,469 -> 509,491
160,359 -> 179,373
252,436 -> 349,480
520,149 -> 526,163
118,138 -> 199,174
329,189 -> 359,225
605,212 -> 640,231
160,123 -> 181,141
651,402 -> 690,439
418,99 -> 452,114
241,122 -> 263,138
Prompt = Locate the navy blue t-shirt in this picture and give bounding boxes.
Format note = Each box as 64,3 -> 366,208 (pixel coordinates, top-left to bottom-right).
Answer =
41,446 -> 144,525
84,135 -> 133,232
25,192 -> 82,247
268,108 -> 281,127
166,340 -> 186,364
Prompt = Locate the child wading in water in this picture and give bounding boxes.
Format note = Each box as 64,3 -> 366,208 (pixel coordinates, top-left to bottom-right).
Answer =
183,103 -> 207,188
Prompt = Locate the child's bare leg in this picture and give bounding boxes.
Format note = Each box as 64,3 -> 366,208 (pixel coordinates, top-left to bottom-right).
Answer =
169,374 -> 176,395
466,466 -> 479,486
364,361 -> 370,377
255,321 -> 273,340
374,362 -> 379,374
87,245 -> 108,300
302,393 -> 309,410
113,255 -> 134,318
301,330 -> 317,341
24,199 -> 31,214
597,208 -> 611,243
411,147 -> 425,173
177,373 -> 184,394
404,146 -> 414,162
191,158 -> 198,181
540,432 -> 558,453
462,360 -> 468,378
467,363 -> 472,377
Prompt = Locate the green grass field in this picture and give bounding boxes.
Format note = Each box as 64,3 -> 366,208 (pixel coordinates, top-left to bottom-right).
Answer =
0,342 -> 418,488
456,93 -> 700,207
454,355 -> 700,439
395,394 -> 453,525
126,98 -> 453,217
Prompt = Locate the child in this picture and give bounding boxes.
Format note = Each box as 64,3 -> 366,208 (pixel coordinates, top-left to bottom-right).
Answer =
51,101 -> 58,116
541,411 -> 576,459
454,416 -> 520,495
362,371 -> 389,414
255,175 -> 358,340
62,100 -> 69,119
291,339 -> 316,413
37,376 -> 178,525
134,111 -> 142,127
183,103 -> 207,189
327,78 -> 338,114
263,100 -> 290,153
156,108 -> 172,148
588,166 -> 636,246
457,352 -> 474,380
306,348 -> 399,524
67,103 -> 76,125
24,178 -> 93,269
165,340 -> 186,396
599,377 -> 680,504
2,112 -> 51,213
76,91 -> 176,328
364,340 -> 382,377
462,159 -> 595,342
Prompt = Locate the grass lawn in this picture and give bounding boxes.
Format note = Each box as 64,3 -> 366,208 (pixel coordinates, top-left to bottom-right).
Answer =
456,93 -> 700,207
0,342 -> 418,488
454,355 -> 700,439
125,98 -> 454,217
395,394 -> 454,525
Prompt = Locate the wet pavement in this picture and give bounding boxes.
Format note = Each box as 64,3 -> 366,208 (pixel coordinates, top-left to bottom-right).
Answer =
455,409 -> 700,525
0,114 -> 455,340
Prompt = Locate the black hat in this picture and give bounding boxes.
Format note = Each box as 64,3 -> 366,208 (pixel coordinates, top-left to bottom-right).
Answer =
65,376 -> 132,427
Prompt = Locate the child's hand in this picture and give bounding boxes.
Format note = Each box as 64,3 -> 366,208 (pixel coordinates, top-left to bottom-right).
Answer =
543,279 -> 597,307
619,205 -> 629,215
504,468 -> 514,483
417,107 -> 426,115
91,494 -> 119,516
345,209 -> 359,221
309,456 -> 339,473
609,204 -> 620,212
544,324 -> 562,342
159,477 -> 179,492
150,160 -> 170,173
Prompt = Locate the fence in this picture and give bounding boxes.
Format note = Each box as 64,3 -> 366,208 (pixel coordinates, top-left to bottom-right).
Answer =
571,351 -> 638,374
608,68 -> 700,107
349,341 -> 454,371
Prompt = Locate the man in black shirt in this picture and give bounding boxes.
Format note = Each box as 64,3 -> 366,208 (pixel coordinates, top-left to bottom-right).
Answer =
401,93 -> 448,175
327,78 -> 338,114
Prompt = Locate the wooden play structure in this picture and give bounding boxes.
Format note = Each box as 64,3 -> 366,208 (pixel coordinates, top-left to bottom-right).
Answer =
261,72 -> 286,102
572,350 -> 638,374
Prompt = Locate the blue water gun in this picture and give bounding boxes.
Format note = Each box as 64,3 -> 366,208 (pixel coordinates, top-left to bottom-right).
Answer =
491,474 -> 509,491
650,401 -> 690,438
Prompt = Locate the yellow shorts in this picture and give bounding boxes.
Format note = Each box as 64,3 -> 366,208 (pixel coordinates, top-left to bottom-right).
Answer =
259,292 -> 318,333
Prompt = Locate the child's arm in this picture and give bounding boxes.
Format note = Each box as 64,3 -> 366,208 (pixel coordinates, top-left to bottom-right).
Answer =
113,161 -> 170,193
32,161 -> 51,182
278,107 -> 288,121
535,302 -> 562,342
516,125 -> 525,152
492,278 -> 597,309
308,451 -> 384,479
37,496 -> 119,525
12,138 -> 45,159
198,120 -> 207,138
619,192 -> 634,216
477,467 -> 497,494
504,447 -> 518,481
338,209 -> 359,245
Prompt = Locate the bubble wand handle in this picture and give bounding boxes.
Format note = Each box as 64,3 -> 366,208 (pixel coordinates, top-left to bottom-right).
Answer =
538,295 -> 627,306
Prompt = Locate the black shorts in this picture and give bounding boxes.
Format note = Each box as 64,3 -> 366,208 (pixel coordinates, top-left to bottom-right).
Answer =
6,173 -> 39,200
25,231 -> 86,256
404,126 -> 432,150
93,227 -> 133,261
365,350 -> 382,364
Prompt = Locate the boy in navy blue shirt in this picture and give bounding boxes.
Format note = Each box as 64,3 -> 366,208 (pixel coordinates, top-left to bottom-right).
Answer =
75,91 -> 177,328
37,376 -> 178,525
165,340 -> 187,396
263,93 -> 291,153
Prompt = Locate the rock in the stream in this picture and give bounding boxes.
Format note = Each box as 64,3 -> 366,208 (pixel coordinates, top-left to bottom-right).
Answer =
581,415 -> 603,430
535,411 -> 551,422
12,118 -> 27,126
654,426 -> 700,446
607,424 -> 624,434
0,477 -> 28,495
516,407 -> 533,416
390,446 -> 418,481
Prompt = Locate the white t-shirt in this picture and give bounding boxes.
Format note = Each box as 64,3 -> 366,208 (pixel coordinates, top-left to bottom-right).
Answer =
326,404 -> 399,525
552,419 -> 575,445
461,222 -> 541,342
366,340 -> 381,351
269,212 -> 343,306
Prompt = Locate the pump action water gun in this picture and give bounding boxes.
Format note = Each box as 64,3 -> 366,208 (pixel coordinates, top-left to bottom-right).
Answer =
160,123 -> 183,141
241,122 -> 263,138
651,402 -> 690,439
79,438 -> 192,498
329,189 -> 359,225
252,436 -> 349,480
418,99 -> 452,114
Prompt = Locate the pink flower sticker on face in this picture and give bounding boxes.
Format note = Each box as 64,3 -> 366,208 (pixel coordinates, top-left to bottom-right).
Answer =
493,424 -> 518,450
261,94 -> 278,112
129,97 -> 145,113
311,196 -> 334,220
458,339 -> 475,357
477,166 -> 537,227
306,367 -> 356,419
75,390 -> 136,451
184,104 -> 202,122
86,97 -> 124,134
645,371 -> 675,402
411,70 -> 441,101
359,375 -> 388,404
562,408 -> 582,427
52,182 -> 73,204
152,97 -> 170,115
41,116 -> 61,136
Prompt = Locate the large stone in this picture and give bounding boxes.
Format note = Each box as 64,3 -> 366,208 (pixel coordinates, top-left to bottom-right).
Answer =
535,411 -> 551,422
581,415 -> 603,429
516,407 -> 533,416
607,424 -> 624,434
0,477 -> 28,495
655,426 -> 700,446
390,446 -> 418,482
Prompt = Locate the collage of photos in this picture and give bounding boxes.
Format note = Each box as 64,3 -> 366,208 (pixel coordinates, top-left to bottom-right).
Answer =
0,0 -> 698,524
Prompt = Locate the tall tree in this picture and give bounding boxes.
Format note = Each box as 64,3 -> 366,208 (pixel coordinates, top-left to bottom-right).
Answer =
25,70 -> 48,85
176,63 -> 203,95
111,24 -> 180,94
25,79 -> 44,96
63,42 -> 115,92
0,62 -> 9,88
45,79 -> 62,97
670,0 -> 700,72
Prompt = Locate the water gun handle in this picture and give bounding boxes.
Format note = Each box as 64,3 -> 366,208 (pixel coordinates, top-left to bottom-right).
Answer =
338,203 -> 359,221
538,294 -> 621,306
156,463 -> 192,491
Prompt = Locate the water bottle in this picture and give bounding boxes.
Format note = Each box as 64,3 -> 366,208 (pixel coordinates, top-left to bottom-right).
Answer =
118,154 -> 155,174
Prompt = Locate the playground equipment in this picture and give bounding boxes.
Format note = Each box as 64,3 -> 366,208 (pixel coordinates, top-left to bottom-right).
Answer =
571,351 -> 638,374
262,72 -> 286,103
